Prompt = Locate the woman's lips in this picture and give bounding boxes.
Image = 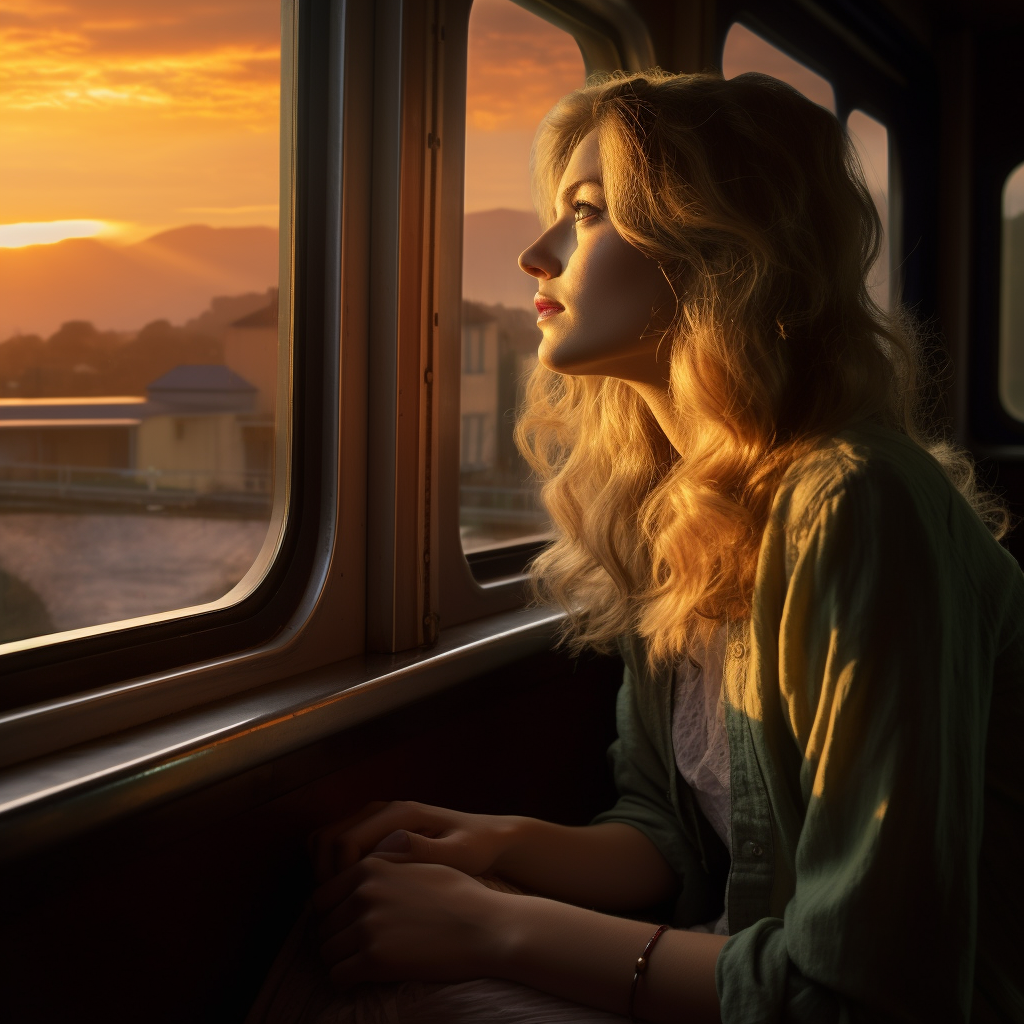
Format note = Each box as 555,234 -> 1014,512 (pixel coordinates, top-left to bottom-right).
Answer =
534,294 -> 564,320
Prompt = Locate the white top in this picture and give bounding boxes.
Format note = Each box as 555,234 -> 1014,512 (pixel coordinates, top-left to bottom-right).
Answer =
671,626 -> 731,935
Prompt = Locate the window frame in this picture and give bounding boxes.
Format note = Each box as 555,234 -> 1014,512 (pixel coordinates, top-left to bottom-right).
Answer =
0,0 -> 366,764
998,162 -> 1024,425
436,0 -> 655,627
0,0 -> 646,851
968,106 -> 1024,446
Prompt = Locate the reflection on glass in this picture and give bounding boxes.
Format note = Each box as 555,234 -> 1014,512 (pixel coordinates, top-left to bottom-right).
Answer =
847,111 -> 890,311
459,0 -> 585,557
1001,163 -> 1024,420
722,23 -> 835,112
0,0 -> 282,646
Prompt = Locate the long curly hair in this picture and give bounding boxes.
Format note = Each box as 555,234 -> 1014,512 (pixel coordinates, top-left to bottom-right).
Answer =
514,70 -> 1007,668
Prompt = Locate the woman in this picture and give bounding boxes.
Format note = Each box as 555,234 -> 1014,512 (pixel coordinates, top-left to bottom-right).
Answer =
293,72 -> 1024,1023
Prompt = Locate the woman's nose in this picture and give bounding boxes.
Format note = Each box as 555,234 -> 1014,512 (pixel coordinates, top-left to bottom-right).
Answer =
518,234 -> 561,280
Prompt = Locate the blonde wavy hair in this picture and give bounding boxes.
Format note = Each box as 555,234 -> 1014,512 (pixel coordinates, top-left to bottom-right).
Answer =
515,70 -> 1007,668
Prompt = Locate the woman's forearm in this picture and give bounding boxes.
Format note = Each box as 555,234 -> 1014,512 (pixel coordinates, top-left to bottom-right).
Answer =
491,819 -> 678,910
488,891 -> 725,1023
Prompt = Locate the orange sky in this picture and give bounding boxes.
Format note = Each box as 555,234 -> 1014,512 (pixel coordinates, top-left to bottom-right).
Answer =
0,0 -> 586,239
2,0 -> 974,243
464,0 -> 585,213
0,0 -> 281,241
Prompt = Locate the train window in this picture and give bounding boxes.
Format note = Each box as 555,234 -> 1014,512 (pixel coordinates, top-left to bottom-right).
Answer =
458,0 -> 584,559
1001,161 -> 1024,420
721,27 -> 891,311
0,0 -> 287,650
847,111 -> 891,311
722,22 -> 835,112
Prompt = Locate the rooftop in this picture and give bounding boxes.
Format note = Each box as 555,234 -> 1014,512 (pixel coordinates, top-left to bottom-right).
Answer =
148,364 -> 257,394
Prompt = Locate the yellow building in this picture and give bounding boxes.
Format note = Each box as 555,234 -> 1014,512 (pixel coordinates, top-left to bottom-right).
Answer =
135,364 -> 262,494
459,302 -> 499,472
223,294 -> 278,416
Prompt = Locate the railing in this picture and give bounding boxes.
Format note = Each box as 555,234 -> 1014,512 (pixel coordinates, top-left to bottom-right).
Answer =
459,484 -> 549,525
0,461 -> 273,514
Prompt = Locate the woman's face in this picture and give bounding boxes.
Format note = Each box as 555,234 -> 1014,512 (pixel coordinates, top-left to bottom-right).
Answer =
518,131 -> 673,385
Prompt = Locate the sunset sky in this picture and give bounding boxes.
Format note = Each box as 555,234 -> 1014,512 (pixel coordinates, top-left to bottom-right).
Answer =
2,0 -> 1020,250
465,0 -> 584,213
0,0 -> 281,244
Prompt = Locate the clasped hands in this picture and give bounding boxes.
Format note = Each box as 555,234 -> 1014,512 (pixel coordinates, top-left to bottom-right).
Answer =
310,800 -> 527,989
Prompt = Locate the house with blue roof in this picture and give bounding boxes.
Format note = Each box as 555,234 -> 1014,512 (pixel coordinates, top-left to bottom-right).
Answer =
0,363 -> 272,498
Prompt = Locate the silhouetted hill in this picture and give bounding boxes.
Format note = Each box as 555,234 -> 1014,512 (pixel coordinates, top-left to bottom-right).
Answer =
462,209 -> 541,310
185,288 -> 277,337
0,225 -> 278,339
2,211 -> 537,338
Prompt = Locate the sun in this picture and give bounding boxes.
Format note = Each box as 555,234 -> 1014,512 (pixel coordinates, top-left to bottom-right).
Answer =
0,220 -> 113,249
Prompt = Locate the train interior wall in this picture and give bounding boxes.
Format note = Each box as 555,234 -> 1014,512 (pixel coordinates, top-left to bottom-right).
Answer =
0,650 -> 622,1023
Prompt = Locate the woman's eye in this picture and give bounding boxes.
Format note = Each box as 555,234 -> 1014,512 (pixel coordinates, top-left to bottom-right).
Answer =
572,201 -> 601,223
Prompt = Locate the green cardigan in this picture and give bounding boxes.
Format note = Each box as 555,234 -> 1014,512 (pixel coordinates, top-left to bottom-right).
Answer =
592,424 -> 1024,1022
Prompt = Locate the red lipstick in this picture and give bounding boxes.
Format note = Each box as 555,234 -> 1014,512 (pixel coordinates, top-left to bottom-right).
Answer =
534,294 -> 564,320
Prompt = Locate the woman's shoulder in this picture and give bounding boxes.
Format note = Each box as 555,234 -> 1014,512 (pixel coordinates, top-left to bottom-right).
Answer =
772,421 -> 956,538
768,422 -> 1023,606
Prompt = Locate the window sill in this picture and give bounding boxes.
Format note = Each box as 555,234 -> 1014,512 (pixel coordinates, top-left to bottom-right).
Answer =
0,604 -> 565,865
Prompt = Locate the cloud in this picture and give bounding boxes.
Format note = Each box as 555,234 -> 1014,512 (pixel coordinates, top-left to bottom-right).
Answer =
466,0 -> 585,134
0,1 -> 279,55
0,0 -> 279,123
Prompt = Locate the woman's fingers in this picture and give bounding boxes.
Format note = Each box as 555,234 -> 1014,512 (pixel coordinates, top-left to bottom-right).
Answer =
310,801 -> 390,880
312,858 -> 505,988
311,800 -> 437,881
310,800 -> 511,883
313,859 -> 370,916
340,801 -> 445,857
320,916 -> 362,964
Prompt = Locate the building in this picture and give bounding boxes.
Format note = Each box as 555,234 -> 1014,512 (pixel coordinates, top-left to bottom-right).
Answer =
223,294 -> 278,416
0,365 -> 269,502
135,364 -> 260,493
0,295 -> 281,503
459,302 -> 499,473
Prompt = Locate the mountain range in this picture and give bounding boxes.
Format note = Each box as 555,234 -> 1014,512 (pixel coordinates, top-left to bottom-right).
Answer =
0,225 -> 279,341
0,210 -> 542,341
462,208 -> 541,310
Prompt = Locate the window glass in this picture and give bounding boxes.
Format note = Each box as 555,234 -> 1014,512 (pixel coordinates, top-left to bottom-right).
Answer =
1001,162 -> 1024,420
0,1 -> 284,647
722,28 -> 891,310
722,23 -> 835,112
846,111 -> 891,311
459,0 -> 585,557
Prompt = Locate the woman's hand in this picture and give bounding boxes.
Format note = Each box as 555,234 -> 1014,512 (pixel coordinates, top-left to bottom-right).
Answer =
310,800 -> 521,884
311,802 -> 678,911
313,854 -> 509,988
314,853 -> 725,1023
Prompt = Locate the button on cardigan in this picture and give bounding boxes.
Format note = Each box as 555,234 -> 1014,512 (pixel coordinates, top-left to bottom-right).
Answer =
592,423 -> 1024,1022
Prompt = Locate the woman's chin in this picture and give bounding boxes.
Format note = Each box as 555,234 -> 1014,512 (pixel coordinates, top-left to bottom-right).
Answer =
538,338 -> 593,375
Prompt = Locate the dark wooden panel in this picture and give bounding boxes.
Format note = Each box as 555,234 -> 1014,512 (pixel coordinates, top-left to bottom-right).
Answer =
0,649 -> 622,1024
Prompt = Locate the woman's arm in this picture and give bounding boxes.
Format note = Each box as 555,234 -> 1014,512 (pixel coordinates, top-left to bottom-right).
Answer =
500,889 -> 726,1023
495,816 -> 678,909
313,800 -> 678,911
315,855 -> 724,1023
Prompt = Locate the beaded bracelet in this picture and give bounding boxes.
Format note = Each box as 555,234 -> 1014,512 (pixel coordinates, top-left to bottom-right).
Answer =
627,924 -> 669,1022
